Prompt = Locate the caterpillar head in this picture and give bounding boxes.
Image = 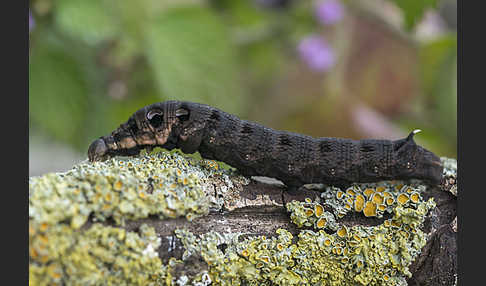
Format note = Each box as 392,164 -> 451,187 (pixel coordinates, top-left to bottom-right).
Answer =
88,101 -> 190,162
394,129 -> 443,184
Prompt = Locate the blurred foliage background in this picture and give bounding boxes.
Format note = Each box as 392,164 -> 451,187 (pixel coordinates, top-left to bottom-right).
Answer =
29,0 -> 457,176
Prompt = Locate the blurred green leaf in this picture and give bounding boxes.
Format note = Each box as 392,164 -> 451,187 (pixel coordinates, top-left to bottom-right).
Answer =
29,32 -> 90,148
419,35 -> 457,96
55,0 -> 119,45
389,0 -> 438,30
419,34 -> 457,143
145,6 -> 247,114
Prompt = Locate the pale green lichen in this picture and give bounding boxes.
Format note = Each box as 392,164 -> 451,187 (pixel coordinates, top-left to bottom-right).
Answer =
441,157 -> 457,196
29,223 -> 170,285
29,149 -> 237,285
29,149 -> 235,228
441,157 -> 457,178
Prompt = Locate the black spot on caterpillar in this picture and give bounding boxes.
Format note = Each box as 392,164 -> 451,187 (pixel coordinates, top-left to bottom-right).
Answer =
88,101 -> 443,191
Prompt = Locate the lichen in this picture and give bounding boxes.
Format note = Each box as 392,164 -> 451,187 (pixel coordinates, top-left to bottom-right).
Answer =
441,157 -> 457,196
173,194 -> 435,285
29,223 -> 169,285
29,149 -> 240,285
29,149 -> 456,286
29,148 -> 236,228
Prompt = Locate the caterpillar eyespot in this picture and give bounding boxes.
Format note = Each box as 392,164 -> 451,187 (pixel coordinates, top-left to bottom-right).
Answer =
147,110 -> 163,128
88,101 -> 444,190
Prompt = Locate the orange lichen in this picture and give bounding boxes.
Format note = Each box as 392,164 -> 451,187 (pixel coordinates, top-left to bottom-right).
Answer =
363,201 -> 377,217
324,238 -> 332,247
304,208 -> 314,217
376,186 -> 386,192
372,193 -> 384,205
334,247 -> 343,255
336,191 -> 344,200
314,204 -> 324,217
363,188 -> 375,198
113,181 -> 123,191
343,247 -> 348,256
397,193 -> 409,205
40,222 -> 49,232
391,220 -> 402,228
354,194 -> 365,212
316,217 -> 327,229
410,192 -> 420,203
260,256 -> 270,263
337,227 -> 348,238
346,188 -> 356,196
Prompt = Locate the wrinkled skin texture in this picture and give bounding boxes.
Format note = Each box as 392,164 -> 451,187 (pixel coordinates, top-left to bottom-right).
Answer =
88,101 -> 443,190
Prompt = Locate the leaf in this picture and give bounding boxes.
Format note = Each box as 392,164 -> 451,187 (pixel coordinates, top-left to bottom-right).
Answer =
145,6 -> 247,115
55,0 -> 119,45
419,35 -> 457,96
29,33 -> 90,148
418,34 -> 457,146
389,0 -> 439,30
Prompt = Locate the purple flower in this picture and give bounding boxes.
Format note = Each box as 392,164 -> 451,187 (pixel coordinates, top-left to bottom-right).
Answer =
315,0 -> 344,25
29,11 -> 35,33
298,35 -> 335,72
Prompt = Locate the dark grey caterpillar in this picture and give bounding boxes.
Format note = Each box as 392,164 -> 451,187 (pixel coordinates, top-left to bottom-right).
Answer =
88,100 -> 443,191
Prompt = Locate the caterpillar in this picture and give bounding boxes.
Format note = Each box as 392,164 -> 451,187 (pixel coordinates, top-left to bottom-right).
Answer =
88,100 -> 443,191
